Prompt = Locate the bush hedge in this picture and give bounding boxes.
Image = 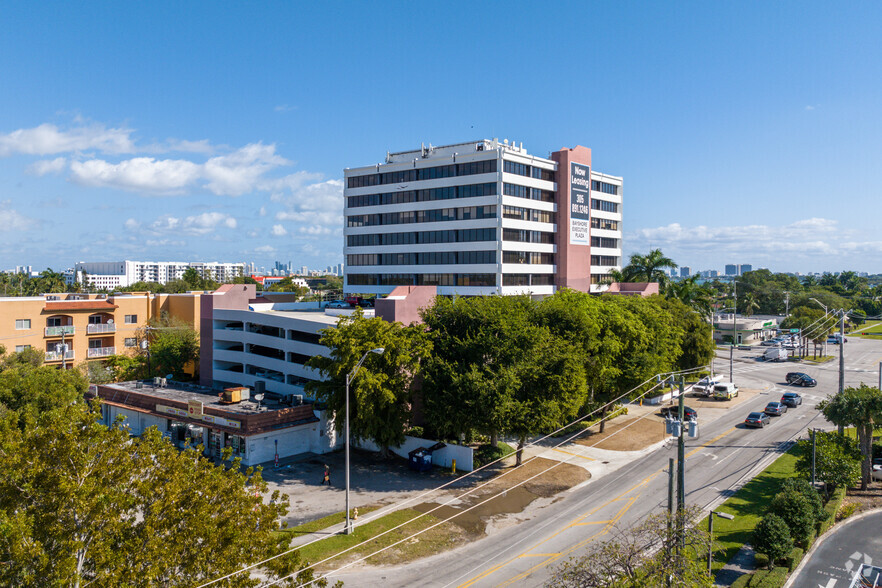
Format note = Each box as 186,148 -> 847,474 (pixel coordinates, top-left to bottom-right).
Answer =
731,573 -> 752,588
749,569 -> 769,586
786,546 -> 804,572
754,552 -> 769,569
755,566 -> 788,588
819,486 -> 847,535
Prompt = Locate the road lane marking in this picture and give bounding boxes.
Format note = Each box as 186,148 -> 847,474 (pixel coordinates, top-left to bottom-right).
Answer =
551,448 -> 596,461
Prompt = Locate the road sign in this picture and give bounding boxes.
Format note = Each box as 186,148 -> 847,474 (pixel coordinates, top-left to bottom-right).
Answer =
790,329 -> 800,333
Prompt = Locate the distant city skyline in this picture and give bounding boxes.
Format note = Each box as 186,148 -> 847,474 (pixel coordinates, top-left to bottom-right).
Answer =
2,3 -> 881,273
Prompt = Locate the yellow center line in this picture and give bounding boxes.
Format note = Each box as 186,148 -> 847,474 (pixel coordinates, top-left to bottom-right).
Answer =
518,553 -> 560,558
457,424 -> 741,588
552,447 -> 596,461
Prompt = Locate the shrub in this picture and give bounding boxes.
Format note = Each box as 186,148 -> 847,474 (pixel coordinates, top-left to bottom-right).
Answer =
752,514 -> 793,569
785,547 -> 804,572
749,569 -> 769,586
756,566 -> 789,588
781,477 -> 827,524
770,489 -> 817,547
796,431 -> 861,493
406,426 -> 425,438
839,502 -> 858,520
819,486 -> 848,535
731,573 -> 752,588
754,553 -> 770,569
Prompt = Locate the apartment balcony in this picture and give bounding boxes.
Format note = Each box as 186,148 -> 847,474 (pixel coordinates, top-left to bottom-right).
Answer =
45,325 -> 76,337
87,323 -> 117,334
87,346 -> 115,358
45,349 -> 75,362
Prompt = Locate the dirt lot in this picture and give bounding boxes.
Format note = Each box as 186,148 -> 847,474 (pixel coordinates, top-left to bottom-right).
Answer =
842,481 -> 882,517
412,456 -> 589,537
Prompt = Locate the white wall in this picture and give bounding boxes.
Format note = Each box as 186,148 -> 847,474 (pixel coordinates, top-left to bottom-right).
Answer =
356,435 -> 474,471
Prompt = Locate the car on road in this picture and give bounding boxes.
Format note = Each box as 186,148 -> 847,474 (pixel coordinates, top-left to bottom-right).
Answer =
780,392 -> 803,407
786,372 -> 817,387
659,406 -> 698,420
713,383 -> 739,400
760,339 -> 780,346
693,376 -> 721,397
744,412 -> 771,428
326,300 -> 350,308
764,402 -> 788,416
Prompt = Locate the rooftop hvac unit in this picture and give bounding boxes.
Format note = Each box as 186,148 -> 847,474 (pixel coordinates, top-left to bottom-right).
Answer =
476,143 -> 484,151
135,382 -> 143,389
160,378 -> 167,388
154,377 -> 161,386
293,395 -> 304,405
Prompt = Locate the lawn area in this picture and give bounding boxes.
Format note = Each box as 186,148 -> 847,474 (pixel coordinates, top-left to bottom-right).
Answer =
703,444 -> 801,575
852,322 -> 882,339
294,508 -> 466,569
801,355 -> 835,364
276,505 -> 381,537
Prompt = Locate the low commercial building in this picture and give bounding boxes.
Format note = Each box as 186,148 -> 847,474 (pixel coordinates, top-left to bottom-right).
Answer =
91,379 -> 336,466
713,313 -> 779,344
0,291 -> 203,368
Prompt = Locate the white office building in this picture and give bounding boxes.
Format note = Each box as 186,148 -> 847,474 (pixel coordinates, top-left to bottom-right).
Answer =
343,139 -> 623,297
74,260 -> 245,288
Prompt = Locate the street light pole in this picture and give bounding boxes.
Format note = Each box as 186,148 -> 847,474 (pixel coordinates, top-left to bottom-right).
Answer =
708,510 -> 735,575
345,347 -> 384,535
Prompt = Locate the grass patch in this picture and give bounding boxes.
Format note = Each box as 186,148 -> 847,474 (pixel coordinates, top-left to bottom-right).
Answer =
701,444 -> 801,575
276,505 -> 382,537
852,322 -> 882,339
294,508 -> 465,568
800,355 -> 835,364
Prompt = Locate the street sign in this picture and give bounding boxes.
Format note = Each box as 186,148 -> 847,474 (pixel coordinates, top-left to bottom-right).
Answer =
790,329 -> 800,333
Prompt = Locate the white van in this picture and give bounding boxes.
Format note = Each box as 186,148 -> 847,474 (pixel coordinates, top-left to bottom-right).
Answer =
713,383 -> 739,400
763,347 -> 789,362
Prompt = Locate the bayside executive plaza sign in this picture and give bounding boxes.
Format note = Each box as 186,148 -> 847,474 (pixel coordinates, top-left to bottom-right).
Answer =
570,162 -> 591,246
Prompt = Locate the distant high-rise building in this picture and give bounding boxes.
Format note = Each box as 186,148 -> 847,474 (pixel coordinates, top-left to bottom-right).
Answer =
700,270 -> 719,278
740,264 -> 752,274
725,264 -> 738,276
74,260 -> 245,288
680,266 -> 691,277
299,265 -> 308,275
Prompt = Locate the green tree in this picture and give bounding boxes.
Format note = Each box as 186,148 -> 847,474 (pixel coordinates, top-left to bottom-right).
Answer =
769,489 -> 816,547
268,277 -> 310,297
665,275 -> 715,317
0,403 -> 325,587
0,363 -> 87,416
795,431 -> 861,494
818,384 -> 882,489
137,314 -> 200,380
780,477 -> 827,525
618,249 -> 677,285
651,296 -> 714,372
752,514 -> 793,569
306,310 -> 430,455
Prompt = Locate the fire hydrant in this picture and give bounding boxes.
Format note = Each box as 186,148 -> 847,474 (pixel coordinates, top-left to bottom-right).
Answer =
353,507 -> 358,521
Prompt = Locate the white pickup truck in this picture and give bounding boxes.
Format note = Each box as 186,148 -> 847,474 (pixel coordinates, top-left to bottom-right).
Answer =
693,376 -> 722,397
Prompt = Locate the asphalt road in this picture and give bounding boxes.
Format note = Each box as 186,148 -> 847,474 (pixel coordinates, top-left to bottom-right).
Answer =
786,509 -> 882,588
326,339 -> 882,588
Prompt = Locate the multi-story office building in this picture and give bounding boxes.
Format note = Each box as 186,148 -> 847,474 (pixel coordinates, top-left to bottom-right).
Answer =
74,260 -> 245,288
740,264 -> 752,274
679,266 -> 692,278
343,139 -> 623,297
0,291 -> 202,369
725,264 -> 739,277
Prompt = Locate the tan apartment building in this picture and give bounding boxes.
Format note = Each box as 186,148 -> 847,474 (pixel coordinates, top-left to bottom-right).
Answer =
0,291 -> 204,368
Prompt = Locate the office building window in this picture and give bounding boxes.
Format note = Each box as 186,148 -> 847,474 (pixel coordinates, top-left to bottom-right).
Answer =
590,218 -> 618,231
347,159 -> 497,189
591,256 -> 619,266
591,199 -> 619,213
503,161 -> 529,177
502,229 -> 555,244
503,251 -> 555,265
502,206 -> 554,224
591,237 -> 619,248
15,319 -> 30,330
591,180 -> 619,195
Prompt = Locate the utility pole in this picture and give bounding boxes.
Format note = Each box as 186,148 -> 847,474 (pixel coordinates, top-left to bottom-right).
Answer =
61,329 -> 67,370
784,291 -> 790,318
677,379 -> 686,550
838,310 -> 845,395
730,281 -> 737,384
811,428 -> 816,487
667,456 -> 674,588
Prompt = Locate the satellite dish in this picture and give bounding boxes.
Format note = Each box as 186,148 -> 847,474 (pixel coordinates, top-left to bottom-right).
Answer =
254,394 -> 265,402
107,319 -> 114,324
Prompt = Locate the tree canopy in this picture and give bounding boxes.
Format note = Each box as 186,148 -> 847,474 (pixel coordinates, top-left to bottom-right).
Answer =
818,384 -> 882,489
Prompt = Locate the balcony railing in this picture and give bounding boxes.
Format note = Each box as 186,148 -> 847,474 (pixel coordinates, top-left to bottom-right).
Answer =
87,323 -> 116,334
87,346 -> 115,358
45,325 -> 75,337
45,350 -> 75,362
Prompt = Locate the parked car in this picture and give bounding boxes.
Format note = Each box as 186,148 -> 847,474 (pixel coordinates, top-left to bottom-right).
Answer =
660,406 -> 698,420
713,383 -> 739,400
786,372 -> 817,387
780,392 -> 803,407
761,339 -> 781,346
693,376 -> 721,397
764,402 -> 788,416
326,300 -> 350,308
745,412 -> 771,428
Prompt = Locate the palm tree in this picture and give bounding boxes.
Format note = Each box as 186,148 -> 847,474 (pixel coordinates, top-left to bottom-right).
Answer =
621,249 -> 677,286
741,293 -> 759,317
39,268 -> 67,293
666,275 -> 714,316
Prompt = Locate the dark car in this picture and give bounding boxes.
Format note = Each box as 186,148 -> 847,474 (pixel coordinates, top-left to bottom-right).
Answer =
781,392 -> 803,407
786,372 -> 817,387
764,402 -> 788,416
660,406 -> 698,420
745,412 -> 771,428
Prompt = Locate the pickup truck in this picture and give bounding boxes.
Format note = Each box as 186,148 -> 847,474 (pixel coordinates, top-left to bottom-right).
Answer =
693,376 -> 721,397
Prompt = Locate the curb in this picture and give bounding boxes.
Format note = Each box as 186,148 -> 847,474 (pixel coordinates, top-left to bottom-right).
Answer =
783,506 -> 882,588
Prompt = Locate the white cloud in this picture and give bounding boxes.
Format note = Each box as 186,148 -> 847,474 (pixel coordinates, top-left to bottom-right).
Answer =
203,143 -> 290,196
299,225 -> 331,235
124,218 -> 140,230
271,224 -> 288,236
272,179 -> 343,233
70,157 -> 201,194
805,105 -> 816,111
254,245 -> 276,253
0,123 -> 135,156
0,201 -> 36,232
26,157 -> 67,176
147,212 -> 238,236
274,104 -> 296,112
259,206 -> 267,217
163,138 -> 216,154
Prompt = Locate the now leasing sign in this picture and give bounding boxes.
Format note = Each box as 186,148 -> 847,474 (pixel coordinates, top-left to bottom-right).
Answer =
570,162 -> 591,245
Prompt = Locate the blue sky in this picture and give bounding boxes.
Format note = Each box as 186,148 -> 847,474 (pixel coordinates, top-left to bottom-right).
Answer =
1,1 -> 880,274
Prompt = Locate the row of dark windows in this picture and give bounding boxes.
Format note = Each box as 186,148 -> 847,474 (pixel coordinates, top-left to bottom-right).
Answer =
503,160 -> 556,182
591,255 -> 619,266
502,205 -> 555,224
502,274 -> 555,286
591,218 -> 619,231
502,251 -> 555,265
347,159 -> 497,189
591,180 -> 619,195
347,250 -> 496,266
348,228 -> 497,247
347,183 -> 497,208
502,228 -> 556,244
591,199 -> 619,213
591,273 -> 613,284
591,236 -> 619,248
503,183 -> 555,202
347,205 -> 497,227
347,273 -> 497,287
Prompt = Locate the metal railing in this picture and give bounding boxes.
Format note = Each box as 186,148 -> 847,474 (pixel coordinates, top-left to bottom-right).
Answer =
87,323 -> 116,334
87,346 -> 115,358
45,325 -> 75,337
45,350 -> 75,362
